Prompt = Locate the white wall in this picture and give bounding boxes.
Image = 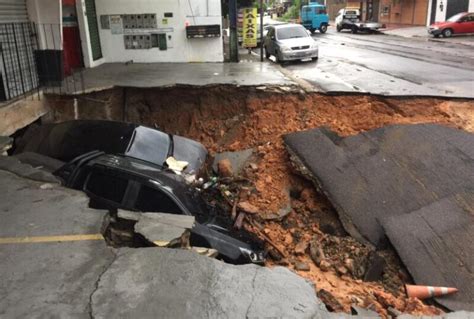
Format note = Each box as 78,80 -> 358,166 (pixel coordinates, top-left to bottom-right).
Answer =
27,0 -> 62,50
78,0 -> 223,66
430,0 -> 474,24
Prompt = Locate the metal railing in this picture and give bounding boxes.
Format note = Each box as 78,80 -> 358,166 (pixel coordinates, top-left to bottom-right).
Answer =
0,22 -> 85,102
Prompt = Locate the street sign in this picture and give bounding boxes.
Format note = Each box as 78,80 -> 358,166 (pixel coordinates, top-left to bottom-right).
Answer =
242,8 -> 257,48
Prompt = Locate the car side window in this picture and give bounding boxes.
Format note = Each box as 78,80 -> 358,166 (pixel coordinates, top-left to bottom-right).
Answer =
267,28 -> 274,38
85,170 -> 128,204
135,185 -> 183,214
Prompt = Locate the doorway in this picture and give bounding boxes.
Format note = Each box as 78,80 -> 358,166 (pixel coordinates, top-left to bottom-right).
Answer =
62,0 -> 83,76
446,0 -> 469,20
84,0 -> 102,61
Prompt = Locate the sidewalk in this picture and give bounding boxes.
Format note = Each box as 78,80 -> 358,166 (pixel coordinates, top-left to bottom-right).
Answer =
382,26 -> 474,47
58,62 -> 296,95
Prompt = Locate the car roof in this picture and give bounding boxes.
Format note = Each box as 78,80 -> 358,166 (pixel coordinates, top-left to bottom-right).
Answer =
272,23 -> 304,29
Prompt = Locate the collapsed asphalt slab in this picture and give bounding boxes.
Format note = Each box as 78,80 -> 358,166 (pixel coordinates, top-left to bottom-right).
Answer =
283,124 -> 474,311
382,192 -> 474,311
91,247 -> 331,319
0,166 -> 115,318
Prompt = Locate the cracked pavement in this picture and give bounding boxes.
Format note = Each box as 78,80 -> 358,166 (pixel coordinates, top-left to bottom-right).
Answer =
0,158 -> 333,319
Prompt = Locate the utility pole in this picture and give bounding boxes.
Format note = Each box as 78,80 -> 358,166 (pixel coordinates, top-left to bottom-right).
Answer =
260,0 -> 264,62
229,0 -> 239,62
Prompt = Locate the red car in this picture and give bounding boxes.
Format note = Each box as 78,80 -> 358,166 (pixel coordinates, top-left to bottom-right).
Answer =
428,12 -> 474,37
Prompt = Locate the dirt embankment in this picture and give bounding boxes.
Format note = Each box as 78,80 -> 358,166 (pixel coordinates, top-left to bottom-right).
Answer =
47,86 -> 474,317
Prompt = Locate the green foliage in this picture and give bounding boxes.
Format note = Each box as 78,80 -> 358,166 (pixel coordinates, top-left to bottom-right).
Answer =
281,0 -> 307,20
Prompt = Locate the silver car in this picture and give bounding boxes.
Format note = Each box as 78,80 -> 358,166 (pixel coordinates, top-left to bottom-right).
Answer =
264,24 -> 319,63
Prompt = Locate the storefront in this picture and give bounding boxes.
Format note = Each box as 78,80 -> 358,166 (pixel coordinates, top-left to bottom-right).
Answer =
379,0 -> 429,25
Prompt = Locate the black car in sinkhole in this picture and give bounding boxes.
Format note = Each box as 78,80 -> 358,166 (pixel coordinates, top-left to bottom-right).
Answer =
13,120 -> 265,264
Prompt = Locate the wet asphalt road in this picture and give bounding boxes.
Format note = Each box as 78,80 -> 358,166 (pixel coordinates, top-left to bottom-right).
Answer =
278,27 -> 474,97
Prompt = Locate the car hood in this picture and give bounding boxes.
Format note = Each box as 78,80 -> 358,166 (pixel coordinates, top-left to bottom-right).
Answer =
279,37 -> 315,47
430,21 -> 451,28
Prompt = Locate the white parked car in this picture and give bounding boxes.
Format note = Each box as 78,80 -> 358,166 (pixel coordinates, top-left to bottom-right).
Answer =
263,24 -> 318,63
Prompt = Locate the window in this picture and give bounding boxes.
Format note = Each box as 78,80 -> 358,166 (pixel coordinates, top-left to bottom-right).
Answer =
135,185 -> 183,214
85,170 -> 128,204
315,7 -> 327,14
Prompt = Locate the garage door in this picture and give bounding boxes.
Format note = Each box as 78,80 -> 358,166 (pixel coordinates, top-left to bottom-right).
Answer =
0,0 -> 39,101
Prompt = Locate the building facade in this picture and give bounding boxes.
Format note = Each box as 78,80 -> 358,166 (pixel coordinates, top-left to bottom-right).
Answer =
0,0 -> 224,102
326,0 -> 473,25
428,0 -> 474,24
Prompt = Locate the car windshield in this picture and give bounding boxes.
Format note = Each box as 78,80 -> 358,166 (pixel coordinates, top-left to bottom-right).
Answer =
125,126 -> 170,168
447,13 -> 465,22
276,26 -> 308,40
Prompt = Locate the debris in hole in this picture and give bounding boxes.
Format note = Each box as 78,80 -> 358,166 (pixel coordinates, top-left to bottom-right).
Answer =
1,136 -> 12,155
317,289 -> 345,312
165,156 -> 189,174
284,124 -> 474,311
212,148 -> 254,177
217,159 -> 233,177
237,201 -> 259,214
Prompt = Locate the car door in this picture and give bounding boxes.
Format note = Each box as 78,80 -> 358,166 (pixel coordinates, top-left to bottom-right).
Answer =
461,13 -> 474,33
335,9 -> 343,24
83,167 -> 132,210
133,183 -> 185,215
266,27 -> 276,54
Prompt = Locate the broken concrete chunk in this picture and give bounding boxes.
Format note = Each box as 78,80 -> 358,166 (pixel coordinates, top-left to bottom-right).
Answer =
294,241 -> 308,255
0,136 -> 12,154
0,156 -> 61,184
134,213 -> 194,247
319,259 -> 332,272
363,252 -> 386,283
117,209 -> 141,221
217,158 -> 233,177
237,201 -> 259,214
118,210 -> 195,247
91,248 -> 330,318
309,240 -> 325,266
294,261 -> 310,271
212,148 -> 253,176
317,289 -> 345,312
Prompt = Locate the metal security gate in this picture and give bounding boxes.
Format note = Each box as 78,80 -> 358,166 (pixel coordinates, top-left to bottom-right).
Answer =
0,0 -> 39,101
0,23 -> 39,101
85,0 -> 102,61
0,0 -> 28,23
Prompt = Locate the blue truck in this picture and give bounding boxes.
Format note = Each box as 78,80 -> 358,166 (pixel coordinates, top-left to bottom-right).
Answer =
300,3 -> 329,34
